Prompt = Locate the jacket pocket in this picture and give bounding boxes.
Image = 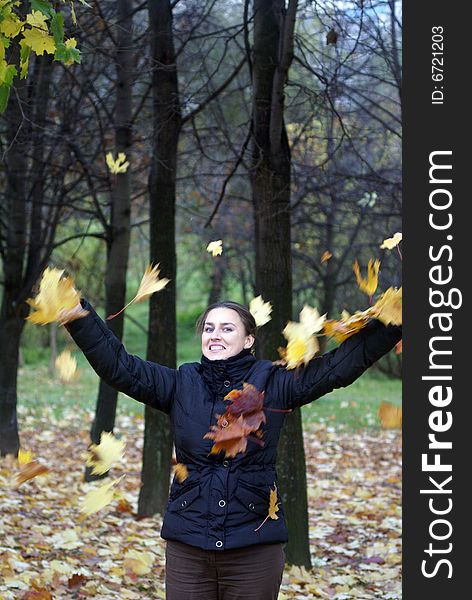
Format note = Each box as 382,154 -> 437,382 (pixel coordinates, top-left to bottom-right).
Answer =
168,484 -> 200,513
234,481 -> 269,517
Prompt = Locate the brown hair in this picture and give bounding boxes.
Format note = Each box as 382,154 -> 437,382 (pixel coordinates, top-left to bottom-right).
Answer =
196,300 -> 257,349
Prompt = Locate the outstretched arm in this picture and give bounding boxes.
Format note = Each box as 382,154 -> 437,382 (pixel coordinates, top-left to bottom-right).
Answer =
63,300 -> 176,413
270,319 -> 402,409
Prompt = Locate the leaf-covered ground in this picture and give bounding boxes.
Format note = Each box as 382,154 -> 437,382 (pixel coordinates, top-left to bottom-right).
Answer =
0,411 -> 401,599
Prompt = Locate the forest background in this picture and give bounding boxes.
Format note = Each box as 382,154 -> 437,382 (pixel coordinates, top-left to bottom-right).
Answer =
0,0 -> 402,597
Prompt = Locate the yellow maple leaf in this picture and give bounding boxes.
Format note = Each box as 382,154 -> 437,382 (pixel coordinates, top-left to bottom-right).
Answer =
280,305 -> 325,369
378,402 -> 402,429
380,232 -> 402,250
254,484 -> 280,531
26,10 -> 49,32
0,15 -> 24,38
21,28 -> 55,55
65,38 -> 77,49
106,263 -> 170,320
106,151 -> 129,174
79,476 -> 123,516
174,463 -> 188,483
55,350 -> 78,383
86,432 -> 125,476
123,550 -> 154,575
18,448 -> 33,466
249,295 -> 272,327
26,268 -> 82,325
353,258 -> 380,297
206,240 -> 223,256
370,287 -> 402,326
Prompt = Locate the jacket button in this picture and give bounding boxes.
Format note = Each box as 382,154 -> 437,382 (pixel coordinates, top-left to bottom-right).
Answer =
215,541 -> 223,548
218,499 -> 226,507
181,500 -> 187,508
223,380 -> 231,387
223,460 -> 229,468
221,419 -> 229,428
248,503 -> 255,510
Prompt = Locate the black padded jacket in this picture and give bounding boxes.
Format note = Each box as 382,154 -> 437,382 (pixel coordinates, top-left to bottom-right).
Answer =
66,300 -> 401,551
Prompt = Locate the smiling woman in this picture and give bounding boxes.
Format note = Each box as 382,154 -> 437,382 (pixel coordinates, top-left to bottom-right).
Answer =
196,301 -> 257,360
62,297 -> 401,600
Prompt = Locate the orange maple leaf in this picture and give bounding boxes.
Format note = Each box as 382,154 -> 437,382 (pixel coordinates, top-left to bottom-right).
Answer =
15,460 -> 49,486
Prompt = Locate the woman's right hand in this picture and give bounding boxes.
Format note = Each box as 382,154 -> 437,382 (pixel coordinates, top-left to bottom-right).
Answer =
58,301 -> 89,326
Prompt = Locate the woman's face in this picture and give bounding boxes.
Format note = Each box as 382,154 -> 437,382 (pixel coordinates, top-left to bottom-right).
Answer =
201,307 -> 254,361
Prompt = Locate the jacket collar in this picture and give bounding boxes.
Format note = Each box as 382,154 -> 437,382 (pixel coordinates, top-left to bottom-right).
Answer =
200,349 -> 256,392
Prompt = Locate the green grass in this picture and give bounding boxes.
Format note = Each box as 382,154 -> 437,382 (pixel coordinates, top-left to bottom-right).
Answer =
301,372 -> 401,429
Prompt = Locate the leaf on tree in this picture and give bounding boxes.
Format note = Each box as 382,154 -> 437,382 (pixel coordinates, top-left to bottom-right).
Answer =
204,384 -> 266,458
206,239 -> 223,256
353,259 -> 380,297
321,250 -> 333,263
370,287 -> 402,325
106,263 -> 169,320
55,350 -> 78,383
86,432 -> 125,475
15,460 -> 49,487
254,484 -> 280,531
249,295 -> 272,327
380,232 -> 402,250
106,151 -> 129,174
174,463 -> 188,483
279,305 -> 326,369
378,402 -> 402,429
79,476 -> 124,517
123,550 -> 155,575
26,268 -> 82,325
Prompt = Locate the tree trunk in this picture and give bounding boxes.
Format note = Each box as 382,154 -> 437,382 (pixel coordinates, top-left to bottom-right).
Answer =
208,258 -> 226,305
138,0 -> 181,517
251,0 -> 311,567
0,40 -> 30,456
85,0 -> 133,482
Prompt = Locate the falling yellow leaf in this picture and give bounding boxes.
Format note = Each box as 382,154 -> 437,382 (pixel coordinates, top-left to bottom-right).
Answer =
299,305 -> 326,334
280,305 -> 325,369
353,259 -> 380,297
321,250 -> 333,263
86,432 -> 125,476
206,240 -> 223,256
378,402 -> 402,429
107,264 -> 169,320
18,448 -> 33,466
123,550 -> 155,575
55,350 -> 78,383
79,476 -> 123,516
26,268 -> 82,325
106,151 -> 129,174
323,310 -> 370,343
254,484 -> 280,531
249,295 -> 272,327
174,463 -> 188,483
370,287 -> 402,326
380,232 -> 402,250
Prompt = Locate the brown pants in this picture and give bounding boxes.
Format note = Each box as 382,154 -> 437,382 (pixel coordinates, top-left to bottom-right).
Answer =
165,540 -> 285,600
